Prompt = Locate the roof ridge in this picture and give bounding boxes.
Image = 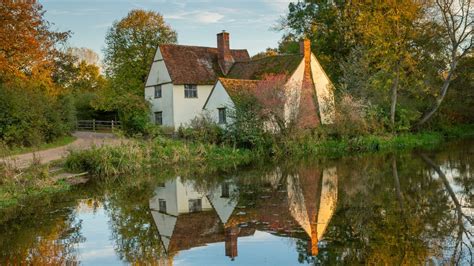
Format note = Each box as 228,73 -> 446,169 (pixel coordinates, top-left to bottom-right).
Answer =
160,43 -> 248,52
219,77 -> 260,82
245,53 -> 302,63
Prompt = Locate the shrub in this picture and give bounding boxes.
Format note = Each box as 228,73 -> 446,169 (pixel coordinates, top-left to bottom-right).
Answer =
177,115 -> 224,144
0,80 -> 75,147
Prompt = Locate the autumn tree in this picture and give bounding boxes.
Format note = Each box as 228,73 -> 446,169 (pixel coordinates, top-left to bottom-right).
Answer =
280,1 -> 458,131
0,1 -> 76,146
0,1 -> 69,85
98,9 -> 177,134
417,0 -> 473,126
103,9 -> 177,98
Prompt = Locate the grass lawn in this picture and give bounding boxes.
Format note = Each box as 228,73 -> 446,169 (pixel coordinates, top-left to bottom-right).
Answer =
1,135 -> 77,157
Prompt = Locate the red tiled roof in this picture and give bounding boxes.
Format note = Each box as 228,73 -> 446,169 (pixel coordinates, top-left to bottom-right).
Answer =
160,44 -> 250,85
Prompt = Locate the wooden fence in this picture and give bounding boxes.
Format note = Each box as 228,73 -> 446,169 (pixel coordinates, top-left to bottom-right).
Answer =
76,120 -> 121,131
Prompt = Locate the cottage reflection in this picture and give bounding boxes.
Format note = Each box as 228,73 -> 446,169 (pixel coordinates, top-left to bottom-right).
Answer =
149,177 -> 247,262
287,167 -> 337,256
149,166 -> 338,263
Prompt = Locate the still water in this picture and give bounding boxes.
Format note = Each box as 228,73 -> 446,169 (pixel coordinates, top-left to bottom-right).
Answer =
0,140 -> 472,265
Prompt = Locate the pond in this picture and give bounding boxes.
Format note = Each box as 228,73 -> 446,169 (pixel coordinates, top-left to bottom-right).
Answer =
0,140 -> 472,265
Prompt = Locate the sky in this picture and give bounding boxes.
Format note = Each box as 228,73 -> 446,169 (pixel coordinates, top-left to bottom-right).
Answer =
41,0 -> 295,61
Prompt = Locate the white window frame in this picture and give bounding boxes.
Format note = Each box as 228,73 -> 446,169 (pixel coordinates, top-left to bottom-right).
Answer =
184,84 -> 198,98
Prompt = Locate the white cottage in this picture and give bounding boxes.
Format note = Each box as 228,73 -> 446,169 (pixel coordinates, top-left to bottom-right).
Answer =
145,31 -> 334,129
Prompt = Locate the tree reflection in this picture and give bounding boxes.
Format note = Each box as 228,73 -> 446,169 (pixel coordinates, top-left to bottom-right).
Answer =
420,153 -> 473,265
317,153 -> 459,264
0,191 -> 85,264
104,179 -> 166,264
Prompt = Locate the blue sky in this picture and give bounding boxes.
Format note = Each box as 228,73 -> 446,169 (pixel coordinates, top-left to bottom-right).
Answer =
42,0 -> 294,60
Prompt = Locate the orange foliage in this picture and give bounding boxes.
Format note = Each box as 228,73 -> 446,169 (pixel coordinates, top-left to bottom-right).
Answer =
0,1 -> 69,88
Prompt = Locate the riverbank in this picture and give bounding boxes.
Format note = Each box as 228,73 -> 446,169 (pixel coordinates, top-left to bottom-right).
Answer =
1,124 -> 473,214
284,124 -> 474,158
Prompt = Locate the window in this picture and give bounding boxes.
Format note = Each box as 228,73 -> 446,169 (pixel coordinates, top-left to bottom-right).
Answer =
158,199 -> 167,213
218,108 -> 227,124
155,111 -> 163,125
221,183 -> 230,198
184,84 -> 198,98
154,85 -> 162,98
188,199 -> 202,212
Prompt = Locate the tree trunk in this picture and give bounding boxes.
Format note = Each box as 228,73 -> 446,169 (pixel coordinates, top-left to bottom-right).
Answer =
392,157 -> 404,211
416,60 -> 457,127
390,62 -> 400,131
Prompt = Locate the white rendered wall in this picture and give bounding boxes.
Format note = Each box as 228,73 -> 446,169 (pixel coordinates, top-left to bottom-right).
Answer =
150,178 -> 179,216
284,59 -> 305,123
310,54 -> 335,124
173,85 -> 213,128
176,178 -> 212,214
144,46 -> 174,126
203,82 -> 235,126
145,83 -> 174,127
146,48 -> 172,87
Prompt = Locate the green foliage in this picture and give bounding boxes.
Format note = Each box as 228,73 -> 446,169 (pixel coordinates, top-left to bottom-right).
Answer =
177,115 -> 224,144
96,9 -> 177,134
225,95 -> 274,152
114,94 -> 151,136
0,80 -> 75,147
279,0 -> 470,131
103,9 -> 177,96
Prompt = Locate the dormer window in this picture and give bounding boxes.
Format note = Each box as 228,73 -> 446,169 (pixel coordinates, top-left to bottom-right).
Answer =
154,85 -> 162,98
184,84 -> 198,98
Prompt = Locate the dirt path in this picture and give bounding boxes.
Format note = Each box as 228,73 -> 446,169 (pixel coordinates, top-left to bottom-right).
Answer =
0,131 -> 127,169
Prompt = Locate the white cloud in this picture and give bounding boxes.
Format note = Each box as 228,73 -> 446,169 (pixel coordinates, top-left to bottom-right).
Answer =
165,10 -> 224,24
195,11 -> 224,23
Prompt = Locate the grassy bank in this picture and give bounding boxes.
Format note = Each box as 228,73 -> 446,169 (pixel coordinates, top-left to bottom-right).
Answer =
65,137 -> 256,178
0,162 -> 71,210
284,124 -> 474,158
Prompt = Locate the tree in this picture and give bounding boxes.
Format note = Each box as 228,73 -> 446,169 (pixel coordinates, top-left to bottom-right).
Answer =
251,48 -> 278,60
0,1 -> 69,85
416,0 -> 473,126
99,9 -> 177,135
103,9 -> 177,97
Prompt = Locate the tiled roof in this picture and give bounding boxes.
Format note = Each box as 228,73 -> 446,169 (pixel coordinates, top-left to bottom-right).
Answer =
218,78 -> 260,100
160,44 -> 250,85
227,54 -> 303,80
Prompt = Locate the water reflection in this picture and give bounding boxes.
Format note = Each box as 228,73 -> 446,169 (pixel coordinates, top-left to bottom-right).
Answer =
149,166 -> 338,263
0,140 -> 472,265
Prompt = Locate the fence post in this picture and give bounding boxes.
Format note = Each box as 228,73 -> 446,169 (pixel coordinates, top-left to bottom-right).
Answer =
93,119 -> 96,131
111,120 -> 114,131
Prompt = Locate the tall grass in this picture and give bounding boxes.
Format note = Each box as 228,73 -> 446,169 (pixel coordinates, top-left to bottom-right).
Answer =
65,136 -> 255,178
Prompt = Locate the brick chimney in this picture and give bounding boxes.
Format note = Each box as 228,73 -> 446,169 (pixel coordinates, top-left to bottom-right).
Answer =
217,30 -> 234,75
297,38 -> 321,128
225,226 -> 240,260
300,39 -> 311,66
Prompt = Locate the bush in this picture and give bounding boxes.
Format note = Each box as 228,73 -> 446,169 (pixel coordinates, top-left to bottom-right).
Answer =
177,115 -> 224,144
116,95 -> 151,136
0,80 -> 75,147
330,94 -> 383,138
